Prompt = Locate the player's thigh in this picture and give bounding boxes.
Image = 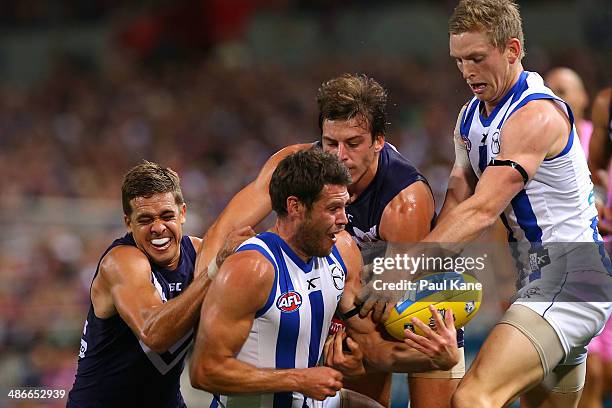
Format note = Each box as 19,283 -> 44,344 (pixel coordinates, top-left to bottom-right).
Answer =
457,323 -> 543,403
521,362 -> 585,408
408,347 -> 464,408
455,304 -> 566,406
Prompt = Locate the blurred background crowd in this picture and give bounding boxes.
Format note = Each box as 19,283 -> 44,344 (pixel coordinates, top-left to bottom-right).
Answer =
0,0 -> 610,407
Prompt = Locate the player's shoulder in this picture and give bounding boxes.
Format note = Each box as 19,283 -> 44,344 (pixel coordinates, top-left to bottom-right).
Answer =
188,236 -> 202,252
99,244 -> 150,282
333,230 -> 361,270
217,249 -> 276,292
506,98 -> 567,133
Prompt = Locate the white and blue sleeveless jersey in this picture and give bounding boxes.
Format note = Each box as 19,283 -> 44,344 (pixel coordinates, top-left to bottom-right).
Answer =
459,71 -> 611,285
211,232 -> 347,408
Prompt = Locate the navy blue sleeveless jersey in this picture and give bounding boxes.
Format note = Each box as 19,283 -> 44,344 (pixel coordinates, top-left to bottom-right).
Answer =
345,143 -> 430,261
67,233 -> 196,408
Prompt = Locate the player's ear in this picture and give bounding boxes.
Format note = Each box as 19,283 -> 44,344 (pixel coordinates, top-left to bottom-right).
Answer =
179,203 -> 187,224
124,214 -> 132,231
506,38 -> 521,64
286,196 -> 304,218
373,133 -> 385,153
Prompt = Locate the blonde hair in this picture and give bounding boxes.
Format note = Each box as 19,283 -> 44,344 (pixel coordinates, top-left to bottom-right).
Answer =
449,0 -> 525,59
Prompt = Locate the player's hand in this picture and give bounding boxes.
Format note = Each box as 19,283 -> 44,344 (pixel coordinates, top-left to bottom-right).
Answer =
295,367 -> 343,401
323,331 -> 365,378
216,226 -> 256,266
403,305 -> 459,371
355,282 -> 400,323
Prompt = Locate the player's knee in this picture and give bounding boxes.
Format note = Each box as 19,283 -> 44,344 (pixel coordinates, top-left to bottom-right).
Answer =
451,382 -> 491,408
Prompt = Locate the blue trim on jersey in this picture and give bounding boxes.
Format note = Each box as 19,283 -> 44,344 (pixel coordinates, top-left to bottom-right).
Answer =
237,243 -> 280,319
307,290 -> 325,368
460,98 -> 479,138
478,144 -> 488,173
511,189 -> 543,243
256,233 -> 300,408
544,127 -> 574,162
330,245 -> 348,275
275,234 -> 315,273
480,71 -> 528,127
590,217 -> 612,276
499,213 -> 524,270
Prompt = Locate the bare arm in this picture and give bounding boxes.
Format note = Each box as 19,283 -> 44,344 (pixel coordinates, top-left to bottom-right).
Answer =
378,181 -> 435,243
588,88 -> 612,189
335,232 -> 458,373
437,105 -> 478,223
190,251 -> 342,400
194,144 -> 310,277
423,99 -> 569,248
94,237 -> 209,354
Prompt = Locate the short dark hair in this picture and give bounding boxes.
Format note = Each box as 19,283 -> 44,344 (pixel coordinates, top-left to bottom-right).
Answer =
270,148 -> 351,217
317,73 -> 388,141
121,160 -> 184,216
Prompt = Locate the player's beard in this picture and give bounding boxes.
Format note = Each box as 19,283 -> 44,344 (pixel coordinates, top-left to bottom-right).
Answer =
295,213 -> 333,258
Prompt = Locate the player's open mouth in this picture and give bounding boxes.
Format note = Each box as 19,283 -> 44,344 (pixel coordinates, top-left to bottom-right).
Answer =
151,237 -> 171,250
470,83 -> 486,94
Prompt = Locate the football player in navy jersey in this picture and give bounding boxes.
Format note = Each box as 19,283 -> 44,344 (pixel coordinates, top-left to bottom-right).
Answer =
68,161 -> 252,408
193,74 -> 462,407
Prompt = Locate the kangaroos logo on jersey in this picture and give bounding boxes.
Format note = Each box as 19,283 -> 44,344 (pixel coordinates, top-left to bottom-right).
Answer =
276,291 -> 302,313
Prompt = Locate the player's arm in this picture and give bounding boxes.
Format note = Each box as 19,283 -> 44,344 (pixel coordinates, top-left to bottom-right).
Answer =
588,89 -> 612,197
194,144 -> 311,278
334,232 -> 459,373
95,237 -> 208,354
422,100 -> 568,248
190,251 -> 343,400
438,104 -> 478,223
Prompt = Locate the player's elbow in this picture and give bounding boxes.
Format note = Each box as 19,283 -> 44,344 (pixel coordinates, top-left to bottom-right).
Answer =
139,331 -> 171,354
189,357 -> 224,392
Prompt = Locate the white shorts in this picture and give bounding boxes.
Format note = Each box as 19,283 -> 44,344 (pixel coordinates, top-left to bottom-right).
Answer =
513,269 -> 612,365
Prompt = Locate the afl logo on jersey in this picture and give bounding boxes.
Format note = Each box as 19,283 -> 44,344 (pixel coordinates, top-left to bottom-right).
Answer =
331,265 -> 345,291
277,291 -> 302,313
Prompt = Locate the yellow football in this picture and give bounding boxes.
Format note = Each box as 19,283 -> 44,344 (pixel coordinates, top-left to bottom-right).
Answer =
384,272 -> 482,341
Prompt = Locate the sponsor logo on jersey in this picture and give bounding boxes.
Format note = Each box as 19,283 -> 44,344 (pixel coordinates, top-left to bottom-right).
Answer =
331,265 -> 345,290
276,291 -> 302,313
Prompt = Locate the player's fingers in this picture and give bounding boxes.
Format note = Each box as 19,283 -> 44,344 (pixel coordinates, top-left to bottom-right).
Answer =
430,305 -> 446,331
345,337 -> 362,358
410,317 -> 438,340
403,336 -> 432,357
323,335 -> 334,366
359,298 -> 377,318
381,302 -> 392,322
444,308 -> 456,333
372,301 -> 387,323
333,331 -> 345,363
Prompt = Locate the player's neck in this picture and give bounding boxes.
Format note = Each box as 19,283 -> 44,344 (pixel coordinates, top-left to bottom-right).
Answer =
348,154 -> 380,200
270,222 -> 310,262
484,66 -> 523,115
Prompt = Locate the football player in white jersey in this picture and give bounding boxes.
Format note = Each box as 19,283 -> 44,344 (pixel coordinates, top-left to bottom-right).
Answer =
189,149 -> 459,407
390,1 -> 612,407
